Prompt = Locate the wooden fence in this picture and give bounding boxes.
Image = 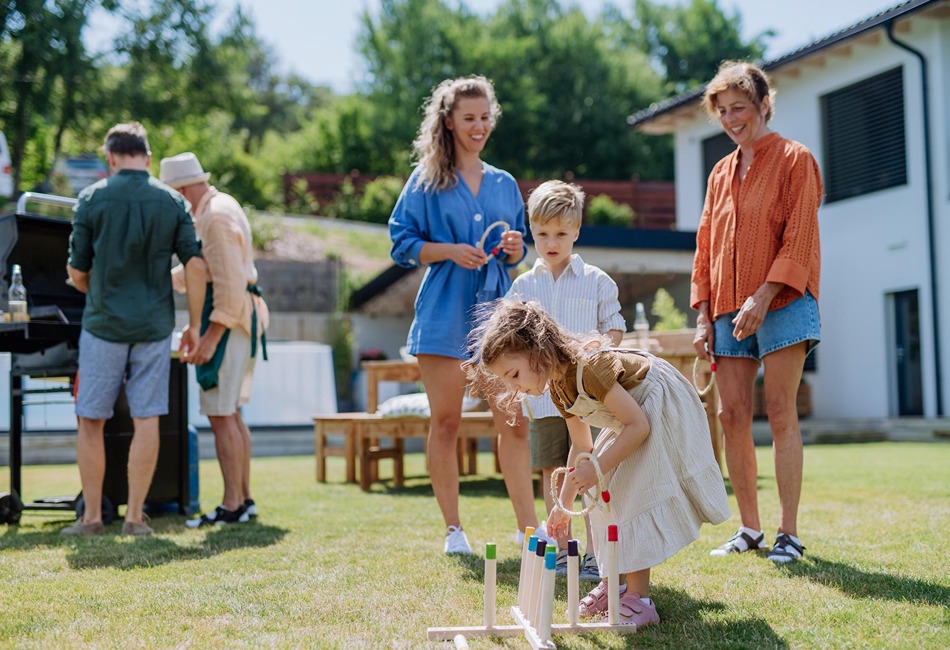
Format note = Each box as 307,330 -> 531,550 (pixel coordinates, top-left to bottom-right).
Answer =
283,171 -> 676,230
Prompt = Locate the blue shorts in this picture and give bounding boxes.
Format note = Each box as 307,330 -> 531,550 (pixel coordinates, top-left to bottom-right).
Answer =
76,329 -> 171,419
713,291 -> 820,361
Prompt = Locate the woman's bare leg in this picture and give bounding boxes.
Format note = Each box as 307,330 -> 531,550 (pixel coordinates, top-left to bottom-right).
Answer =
417,354 -> 466,528
715,357 -> 762,531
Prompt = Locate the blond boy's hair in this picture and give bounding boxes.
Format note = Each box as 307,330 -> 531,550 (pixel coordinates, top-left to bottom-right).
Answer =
527,180 -> 585,229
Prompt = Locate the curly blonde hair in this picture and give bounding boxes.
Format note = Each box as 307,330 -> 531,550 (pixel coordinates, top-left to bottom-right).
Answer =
412,75 -> 501,193
703,60 -> 776,122
464,300 -> 606,420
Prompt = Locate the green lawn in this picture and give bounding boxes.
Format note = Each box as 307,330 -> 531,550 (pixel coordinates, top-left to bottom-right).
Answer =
0,442 -> 947,649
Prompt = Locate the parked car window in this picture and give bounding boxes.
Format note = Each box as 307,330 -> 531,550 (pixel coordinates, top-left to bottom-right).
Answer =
53,155 -> 109,195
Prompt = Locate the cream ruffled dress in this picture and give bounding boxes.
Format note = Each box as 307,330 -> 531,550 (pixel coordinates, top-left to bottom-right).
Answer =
557,349 -> 730,573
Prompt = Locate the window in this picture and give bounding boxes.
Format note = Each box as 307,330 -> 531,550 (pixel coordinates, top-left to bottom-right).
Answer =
821,67 -> 906,203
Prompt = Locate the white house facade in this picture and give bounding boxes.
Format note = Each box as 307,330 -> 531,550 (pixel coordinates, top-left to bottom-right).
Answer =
629,0 -> 950,418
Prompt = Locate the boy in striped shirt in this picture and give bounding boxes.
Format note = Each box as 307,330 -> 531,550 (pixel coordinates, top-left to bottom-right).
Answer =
506,180 -> 626,580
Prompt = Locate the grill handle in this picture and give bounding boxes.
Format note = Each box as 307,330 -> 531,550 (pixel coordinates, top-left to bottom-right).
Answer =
16,192 -> 78,215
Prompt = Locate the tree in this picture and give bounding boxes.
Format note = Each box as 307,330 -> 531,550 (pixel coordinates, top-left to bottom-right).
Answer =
356,0 -> 673,180
617,0 -> 773,93
0,0 -> 114,196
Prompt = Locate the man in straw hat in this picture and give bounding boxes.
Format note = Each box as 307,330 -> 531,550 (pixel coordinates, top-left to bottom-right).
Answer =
161,151 -> 269,527
65,122 -> 207,537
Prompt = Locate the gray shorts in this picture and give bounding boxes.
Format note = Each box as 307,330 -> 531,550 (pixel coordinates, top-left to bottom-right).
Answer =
76,329 -> 171,419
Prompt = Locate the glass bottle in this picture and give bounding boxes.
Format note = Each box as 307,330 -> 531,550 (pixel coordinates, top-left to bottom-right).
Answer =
634,301 -> 649,350
8,264 -> 29,322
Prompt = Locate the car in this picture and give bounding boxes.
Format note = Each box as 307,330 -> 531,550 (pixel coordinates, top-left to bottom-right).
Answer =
53,155 -> 109,195
0,130 -> 12,199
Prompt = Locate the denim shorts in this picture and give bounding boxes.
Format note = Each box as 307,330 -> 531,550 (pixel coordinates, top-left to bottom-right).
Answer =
76,329 -> 171,419
713,291 -> 821,361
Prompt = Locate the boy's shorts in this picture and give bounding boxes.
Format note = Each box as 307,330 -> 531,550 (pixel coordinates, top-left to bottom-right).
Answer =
76,329 -> 171,419
529,417 -> 570,468
200,327 -> 256,417
713,291 -> 821,361
529,416 -> 600,469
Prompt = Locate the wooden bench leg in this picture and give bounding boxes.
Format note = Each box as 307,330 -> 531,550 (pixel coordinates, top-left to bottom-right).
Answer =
465,438 -> 478,475
315,421 -> 327,483
394,439 -> 405,487
358,432 -> 372,491
344,422 -> 356,484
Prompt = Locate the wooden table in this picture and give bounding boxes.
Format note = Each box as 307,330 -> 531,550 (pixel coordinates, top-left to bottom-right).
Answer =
362,359 -> 423,412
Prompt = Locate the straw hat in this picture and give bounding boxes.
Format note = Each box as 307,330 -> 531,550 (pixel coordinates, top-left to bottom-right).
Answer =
160,152 -> 211,189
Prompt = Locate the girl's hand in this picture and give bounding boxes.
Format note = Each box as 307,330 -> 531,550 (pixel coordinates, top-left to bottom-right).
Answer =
693,304 -> 714,360
546,508 -> 570,540
450,243 -> 488,269
567,458 -> 597,494
499,230 -> 523,258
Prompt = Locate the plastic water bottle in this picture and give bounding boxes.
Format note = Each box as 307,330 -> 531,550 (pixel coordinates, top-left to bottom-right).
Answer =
634,302 -> 649,350
8,264 -> 28,322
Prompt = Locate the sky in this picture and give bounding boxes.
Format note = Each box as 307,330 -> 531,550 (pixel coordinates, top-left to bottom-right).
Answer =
88,0 -> 901,93
219,0 -> 900,93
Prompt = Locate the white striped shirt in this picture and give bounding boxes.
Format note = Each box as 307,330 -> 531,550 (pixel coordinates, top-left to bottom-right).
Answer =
507,254 -> 626,419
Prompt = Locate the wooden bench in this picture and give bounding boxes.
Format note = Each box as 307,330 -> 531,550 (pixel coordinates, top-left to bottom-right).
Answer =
314,411 -> 499,490
315,360 -> 501,490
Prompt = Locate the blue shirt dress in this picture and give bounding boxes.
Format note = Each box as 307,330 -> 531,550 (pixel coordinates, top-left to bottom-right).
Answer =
389,163 -> 527,359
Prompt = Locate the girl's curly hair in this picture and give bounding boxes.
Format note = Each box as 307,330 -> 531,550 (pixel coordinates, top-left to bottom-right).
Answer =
463,299 -> 607,421
412,75 -> 501,193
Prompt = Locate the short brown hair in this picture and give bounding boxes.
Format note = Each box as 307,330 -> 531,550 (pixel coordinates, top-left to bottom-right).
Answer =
103,122 -> 150,156
703,61 -> 775,121
527,180 -> 585,229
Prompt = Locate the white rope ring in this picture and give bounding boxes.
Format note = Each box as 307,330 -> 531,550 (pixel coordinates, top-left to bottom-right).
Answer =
550,452 -> 611,518
692,356 -> 717,398
477,221 -> 510,261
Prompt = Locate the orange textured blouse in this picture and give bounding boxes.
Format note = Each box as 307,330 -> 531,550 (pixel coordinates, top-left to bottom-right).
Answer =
691,132 -> 823,319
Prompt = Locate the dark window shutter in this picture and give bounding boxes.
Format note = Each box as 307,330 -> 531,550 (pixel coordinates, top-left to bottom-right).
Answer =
701,132 -> 735,197
821,67 -> 906,203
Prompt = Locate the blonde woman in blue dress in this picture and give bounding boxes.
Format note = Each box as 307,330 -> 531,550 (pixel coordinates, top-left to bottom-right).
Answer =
390,76 -> 542,555
465,300 -> 730,627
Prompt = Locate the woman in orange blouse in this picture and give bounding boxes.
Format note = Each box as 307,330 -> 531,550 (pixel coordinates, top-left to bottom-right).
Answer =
692,61 -> 822,563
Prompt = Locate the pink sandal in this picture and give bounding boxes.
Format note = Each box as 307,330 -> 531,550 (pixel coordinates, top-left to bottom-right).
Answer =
577,580 -> 611,617
606,591 -> 660,627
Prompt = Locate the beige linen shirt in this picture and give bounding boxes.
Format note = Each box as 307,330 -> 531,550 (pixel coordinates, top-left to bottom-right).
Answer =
191,187 -> 266,336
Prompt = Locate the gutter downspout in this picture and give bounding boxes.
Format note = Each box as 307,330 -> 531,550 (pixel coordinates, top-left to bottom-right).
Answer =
885,21 -> 942,416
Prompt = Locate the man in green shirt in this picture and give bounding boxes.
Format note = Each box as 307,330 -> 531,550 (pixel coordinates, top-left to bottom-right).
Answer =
64,122 -> 206,537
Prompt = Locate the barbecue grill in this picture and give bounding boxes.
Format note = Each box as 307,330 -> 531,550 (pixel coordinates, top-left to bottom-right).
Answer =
0,192 -> 197,524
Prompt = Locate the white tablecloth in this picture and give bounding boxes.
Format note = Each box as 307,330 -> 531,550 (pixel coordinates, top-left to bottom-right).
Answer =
0,341 -> 337,432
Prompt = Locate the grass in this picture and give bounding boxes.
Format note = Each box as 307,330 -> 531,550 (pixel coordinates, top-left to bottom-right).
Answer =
0,442 -> 947,648
291,219 -> 393,265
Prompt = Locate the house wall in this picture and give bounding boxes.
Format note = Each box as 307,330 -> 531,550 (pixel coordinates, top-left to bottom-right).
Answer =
671,14 -> 950,418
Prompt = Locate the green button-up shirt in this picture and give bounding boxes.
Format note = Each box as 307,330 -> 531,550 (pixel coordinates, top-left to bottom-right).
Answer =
68,169 -> 201,343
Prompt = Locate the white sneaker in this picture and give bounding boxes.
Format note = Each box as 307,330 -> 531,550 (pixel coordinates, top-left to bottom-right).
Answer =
514,522 -> 557,547
535,520 -> 557,546
444,525 -> 473,555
